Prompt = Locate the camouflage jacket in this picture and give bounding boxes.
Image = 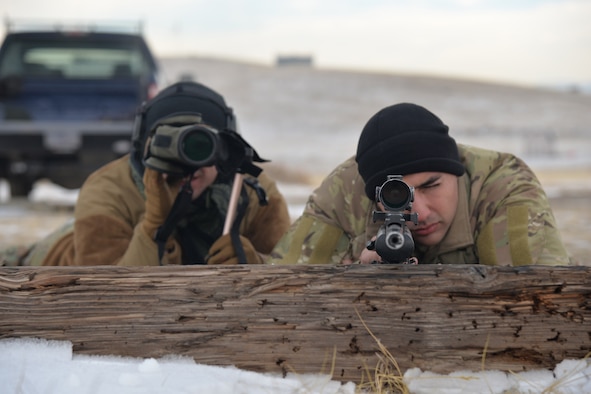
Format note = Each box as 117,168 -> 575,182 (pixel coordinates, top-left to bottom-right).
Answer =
269,144 -> 571,266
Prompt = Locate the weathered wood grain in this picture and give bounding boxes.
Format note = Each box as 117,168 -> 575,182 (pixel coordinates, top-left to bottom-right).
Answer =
1,264 -> 590,382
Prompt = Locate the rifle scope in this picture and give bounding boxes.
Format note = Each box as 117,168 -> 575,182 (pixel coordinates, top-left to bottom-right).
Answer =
376,175 -> 414,211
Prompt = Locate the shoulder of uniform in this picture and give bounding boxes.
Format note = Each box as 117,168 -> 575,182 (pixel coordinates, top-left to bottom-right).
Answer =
79,154 -> 138,200
459,144 -> 525,174
322,155 -> 360,184
86,154 -> 130,178
244,171 -> 283,201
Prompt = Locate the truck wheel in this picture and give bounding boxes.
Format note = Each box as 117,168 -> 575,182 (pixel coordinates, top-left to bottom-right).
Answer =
9,178 -> 33,197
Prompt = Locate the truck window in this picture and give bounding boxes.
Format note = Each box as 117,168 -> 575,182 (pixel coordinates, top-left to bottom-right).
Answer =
0,38 -> 152,80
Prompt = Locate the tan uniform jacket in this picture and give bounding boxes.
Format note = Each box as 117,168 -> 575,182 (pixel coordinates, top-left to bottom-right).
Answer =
35,155 -> 291,266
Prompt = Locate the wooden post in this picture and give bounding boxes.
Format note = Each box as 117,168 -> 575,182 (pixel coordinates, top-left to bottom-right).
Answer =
1,264 -> 590,383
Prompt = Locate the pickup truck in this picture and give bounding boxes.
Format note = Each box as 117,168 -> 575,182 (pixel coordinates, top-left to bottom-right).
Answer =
0,24 -> 160,196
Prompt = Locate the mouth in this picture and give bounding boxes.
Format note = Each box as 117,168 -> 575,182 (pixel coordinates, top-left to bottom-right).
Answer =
412,223 -> 438,237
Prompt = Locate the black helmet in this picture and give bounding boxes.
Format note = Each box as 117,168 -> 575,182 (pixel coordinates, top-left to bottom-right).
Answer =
130,81 -> 242,176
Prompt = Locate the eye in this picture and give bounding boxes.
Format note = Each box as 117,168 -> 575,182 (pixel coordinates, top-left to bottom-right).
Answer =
421,182 -> 440,190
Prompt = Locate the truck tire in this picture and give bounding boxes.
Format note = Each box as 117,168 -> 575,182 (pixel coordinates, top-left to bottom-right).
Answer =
9,178 -> 33,197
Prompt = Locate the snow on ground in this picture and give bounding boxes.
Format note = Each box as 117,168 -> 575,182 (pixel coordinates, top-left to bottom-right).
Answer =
403,360 -> 591,394
27,178 -> 79,207
2,338 -> 591,394
0,338 -> 355,394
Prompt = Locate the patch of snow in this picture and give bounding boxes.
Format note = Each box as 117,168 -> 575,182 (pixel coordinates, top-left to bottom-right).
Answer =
2,338 -> 591,394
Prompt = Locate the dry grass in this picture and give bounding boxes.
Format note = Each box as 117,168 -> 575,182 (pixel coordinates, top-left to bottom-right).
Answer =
354,309 -> 409,394
535,167 -> 591,188
0,207 -> 72,248
259,162 -> 321,186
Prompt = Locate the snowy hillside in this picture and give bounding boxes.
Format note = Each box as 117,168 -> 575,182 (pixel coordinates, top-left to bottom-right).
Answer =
158,56 -> 591,181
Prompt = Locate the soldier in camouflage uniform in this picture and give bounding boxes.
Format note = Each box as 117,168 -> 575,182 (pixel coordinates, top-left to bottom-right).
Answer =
269,103 -> 572,266
2,81 -> 290,266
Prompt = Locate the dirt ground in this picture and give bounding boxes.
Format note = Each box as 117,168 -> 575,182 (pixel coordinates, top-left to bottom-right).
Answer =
547,193 -> 590,265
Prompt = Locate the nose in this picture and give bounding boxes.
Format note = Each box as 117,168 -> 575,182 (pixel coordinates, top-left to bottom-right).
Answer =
410,192 -> 430,224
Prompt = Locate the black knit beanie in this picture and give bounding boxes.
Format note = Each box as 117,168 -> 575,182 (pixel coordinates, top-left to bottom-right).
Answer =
355,103 -> 465,200
144,81 -> 231,134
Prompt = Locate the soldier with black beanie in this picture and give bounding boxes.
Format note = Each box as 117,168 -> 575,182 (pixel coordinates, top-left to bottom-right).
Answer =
270,103 -> 572,266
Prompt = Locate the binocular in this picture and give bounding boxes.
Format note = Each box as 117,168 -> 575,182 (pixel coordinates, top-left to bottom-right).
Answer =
144,122 -> 228,176
143,113 -> 264,179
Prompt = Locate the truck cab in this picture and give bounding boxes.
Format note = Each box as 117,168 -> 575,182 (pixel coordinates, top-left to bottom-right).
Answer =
0,21 -> 160,196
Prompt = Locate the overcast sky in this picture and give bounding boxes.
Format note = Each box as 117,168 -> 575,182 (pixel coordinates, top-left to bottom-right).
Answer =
1,0 -> 590,87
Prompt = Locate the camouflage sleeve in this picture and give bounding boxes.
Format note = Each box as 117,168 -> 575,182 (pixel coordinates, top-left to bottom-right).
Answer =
469,151 -> 571,266
477,205 -> 571,266
267,213 -> 351,264
268,156 -> 373,264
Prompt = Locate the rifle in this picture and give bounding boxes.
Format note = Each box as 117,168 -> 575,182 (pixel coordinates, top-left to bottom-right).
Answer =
368,175 -> 418,264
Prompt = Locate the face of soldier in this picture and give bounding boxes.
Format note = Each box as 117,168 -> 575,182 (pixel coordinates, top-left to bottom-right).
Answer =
189,166 -> 218,200
402,172 -> 459,246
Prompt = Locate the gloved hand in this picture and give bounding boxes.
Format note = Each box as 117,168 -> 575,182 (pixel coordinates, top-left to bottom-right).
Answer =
206,234 -> 263,265
141,168 -> 184,240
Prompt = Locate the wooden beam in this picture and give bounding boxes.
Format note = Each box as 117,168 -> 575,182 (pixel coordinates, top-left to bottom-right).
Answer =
1,264 -> 590,382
